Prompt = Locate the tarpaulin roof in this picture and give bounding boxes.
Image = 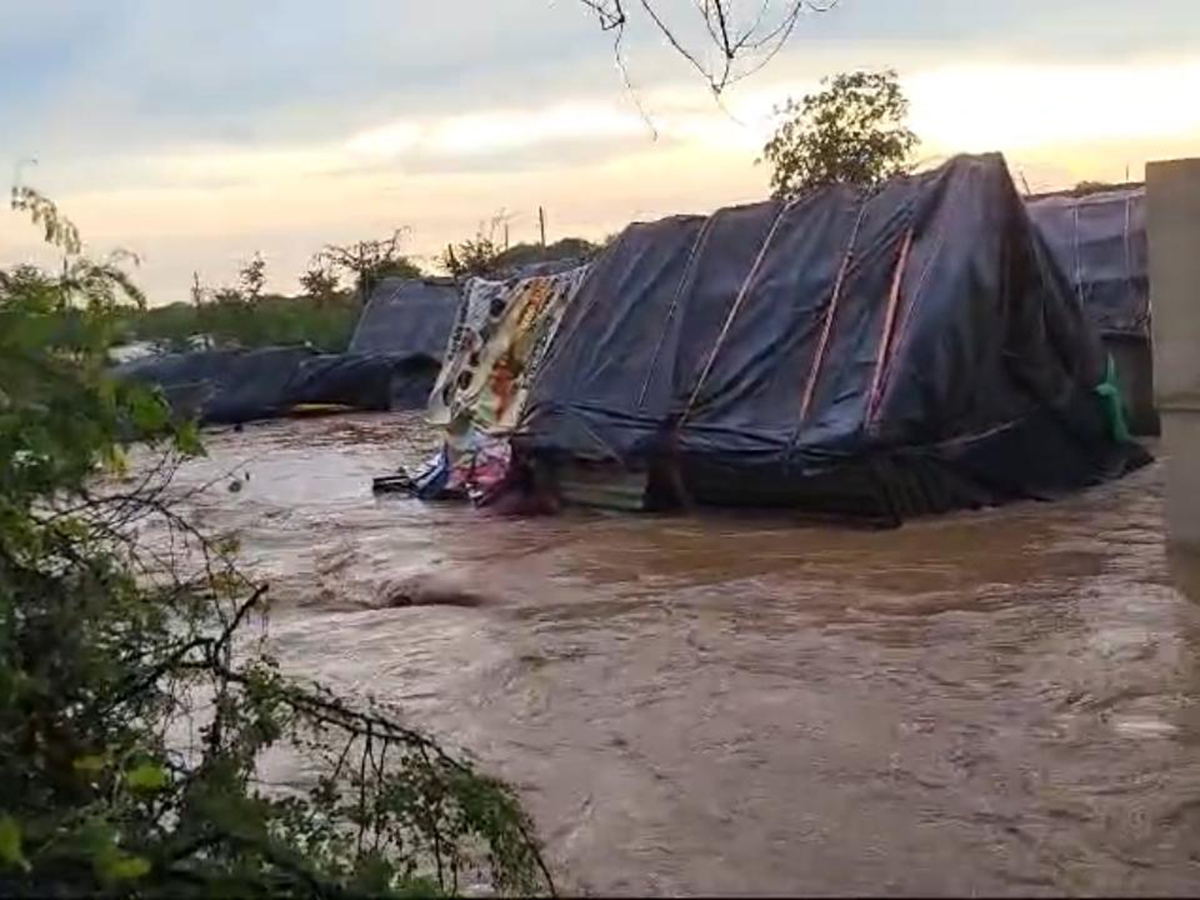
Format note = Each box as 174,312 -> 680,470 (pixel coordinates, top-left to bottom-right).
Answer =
516,153 -> 1147,520
348,278 -> 460,359
114,347 -> 438,425
1025,187 -> 1149,338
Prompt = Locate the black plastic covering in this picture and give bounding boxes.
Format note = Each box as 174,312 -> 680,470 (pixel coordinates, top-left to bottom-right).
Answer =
115,277 -> 462,424
1025,187 -> 1148,338
347,278 -> 460,358
114,346 -> 438,425
517,154 -> 1148,520
287,353 -> 440,412
500,258 -> 591,279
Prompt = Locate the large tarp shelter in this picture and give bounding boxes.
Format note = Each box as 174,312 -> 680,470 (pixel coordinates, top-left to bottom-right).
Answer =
347,278 -> 460,359
1025,186 -> 1149,338
1025,187 -> 1157,435
515,154 -> 1147,521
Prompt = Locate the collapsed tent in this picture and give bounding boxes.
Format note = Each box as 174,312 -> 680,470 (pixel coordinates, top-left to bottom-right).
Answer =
510,153 -> 1147,521
1025,186 -> 1157,434
286,352 -> 440,412
347,278 -> 460,359
409,266 -> 590,500
114,346 -> 438,425
115,278 -> 464,425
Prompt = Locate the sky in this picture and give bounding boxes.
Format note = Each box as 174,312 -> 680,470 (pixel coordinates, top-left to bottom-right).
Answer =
1,0 -> 1198,303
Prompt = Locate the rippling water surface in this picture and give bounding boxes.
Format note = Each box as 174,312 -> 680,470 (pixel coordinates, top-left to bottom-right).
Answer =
149,411 -> 1200,895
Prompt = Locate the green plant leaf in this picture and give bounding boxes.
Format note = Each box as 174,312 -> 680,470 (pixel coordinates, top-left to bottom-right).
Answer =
173,419 -> 204,457
78,818 -> 117,857
73,754 -> 109,774
125,762 -> 169,792
0,816 -> 29,871
98,851 -> 151,882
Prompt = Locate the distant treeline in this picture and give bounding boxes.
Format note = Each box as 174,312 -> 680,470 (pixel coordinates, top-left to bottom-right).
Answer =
118,233 -> 602,354
119,291 -> 363,353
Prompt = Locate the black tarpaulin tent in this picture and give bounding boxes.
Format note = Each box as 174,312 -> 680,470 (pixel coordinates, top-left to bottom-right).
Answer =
347,278 -> 460,359
515,153 -> 1148,521
1025,186 -> 1157,435
114,346 -> 435,425
114,278 -> 465,425
1025,186 -> 1148,339
114,347 -> 312,424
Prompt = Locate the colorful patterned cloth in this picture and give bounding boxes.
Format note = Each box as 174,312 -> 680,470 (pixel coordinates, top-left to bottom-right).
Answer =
419,266 -> 589,500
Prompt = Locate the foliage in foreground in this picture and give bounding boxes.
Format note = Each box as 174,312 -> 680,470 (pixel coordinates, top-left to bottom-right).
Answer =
761,69 -> 920,200
0,191 -> 552,896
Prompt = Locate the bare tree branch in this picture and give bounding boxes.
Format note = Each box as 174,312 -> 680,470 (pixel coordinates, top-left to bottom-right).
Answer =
581,0 -> 840,96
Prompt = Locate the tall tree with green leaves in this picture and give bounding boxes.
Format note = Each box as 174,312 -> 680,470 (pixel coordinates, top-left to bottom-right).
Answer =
760,69 -> 919,200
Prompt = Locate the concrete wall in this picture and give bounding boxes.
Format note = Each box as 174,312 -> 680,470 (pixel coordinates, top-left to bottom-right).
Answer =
1147,158 -> 1200,550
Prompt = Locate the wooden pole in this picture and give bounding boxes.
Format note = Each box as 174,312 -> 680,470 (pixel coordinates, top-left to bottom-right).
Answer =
538,206 -> 547,248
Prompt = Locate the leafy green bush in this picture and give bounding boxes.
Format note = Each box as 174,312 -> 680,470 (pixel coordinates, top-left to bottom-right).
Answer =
0,192 -> 552,897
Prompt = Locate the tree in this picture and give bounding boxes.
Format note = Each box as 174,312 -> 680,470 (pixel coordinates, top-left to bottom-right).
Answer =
0,191 -> 553,897
298,263 -> 341,305
211,286 -> 245,305
579,0 -> 838,95
316,231 -> 423,306
760,69 -> 919,200
443,218 -> 601,281
189,271 -> 209,307
442,215 -> 509,281
238,252 -> 267,303
493,237 -> 601,272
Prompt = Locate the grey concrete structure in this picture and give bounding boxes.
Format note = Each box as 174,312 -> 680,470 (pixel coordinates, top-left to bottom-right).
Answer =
1147,158 -> 1200,550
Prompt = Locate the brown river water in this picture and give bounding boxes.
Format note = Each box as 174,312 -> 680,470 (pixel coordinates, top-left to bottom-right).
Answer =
146,410 -> 1200,895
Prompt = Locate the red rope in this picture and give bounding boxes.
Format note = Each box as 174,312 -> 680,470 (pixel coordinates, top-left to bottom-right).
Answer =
797,208 -> 866,426
678,201 -> 793,427
866,227 -> 914,427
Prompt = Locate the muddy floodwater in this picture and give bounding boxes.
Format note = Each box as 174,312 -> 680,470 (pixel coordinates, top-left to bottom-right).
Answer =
153,411 -> 1200,895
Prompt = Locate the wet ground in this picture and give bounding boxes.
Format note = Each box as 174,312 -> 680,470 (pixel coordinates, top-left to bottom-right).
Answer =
157,411 -> 1200,895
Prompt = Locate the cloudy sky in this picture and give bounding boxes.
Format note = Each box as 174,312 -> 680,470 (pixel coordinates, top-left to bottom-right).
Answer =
2,0 -> 1197,302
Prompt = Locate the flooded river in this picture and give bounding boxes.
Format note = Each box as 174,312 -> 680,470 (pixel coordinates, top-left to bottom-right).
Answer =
158,411 -> 1200,895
